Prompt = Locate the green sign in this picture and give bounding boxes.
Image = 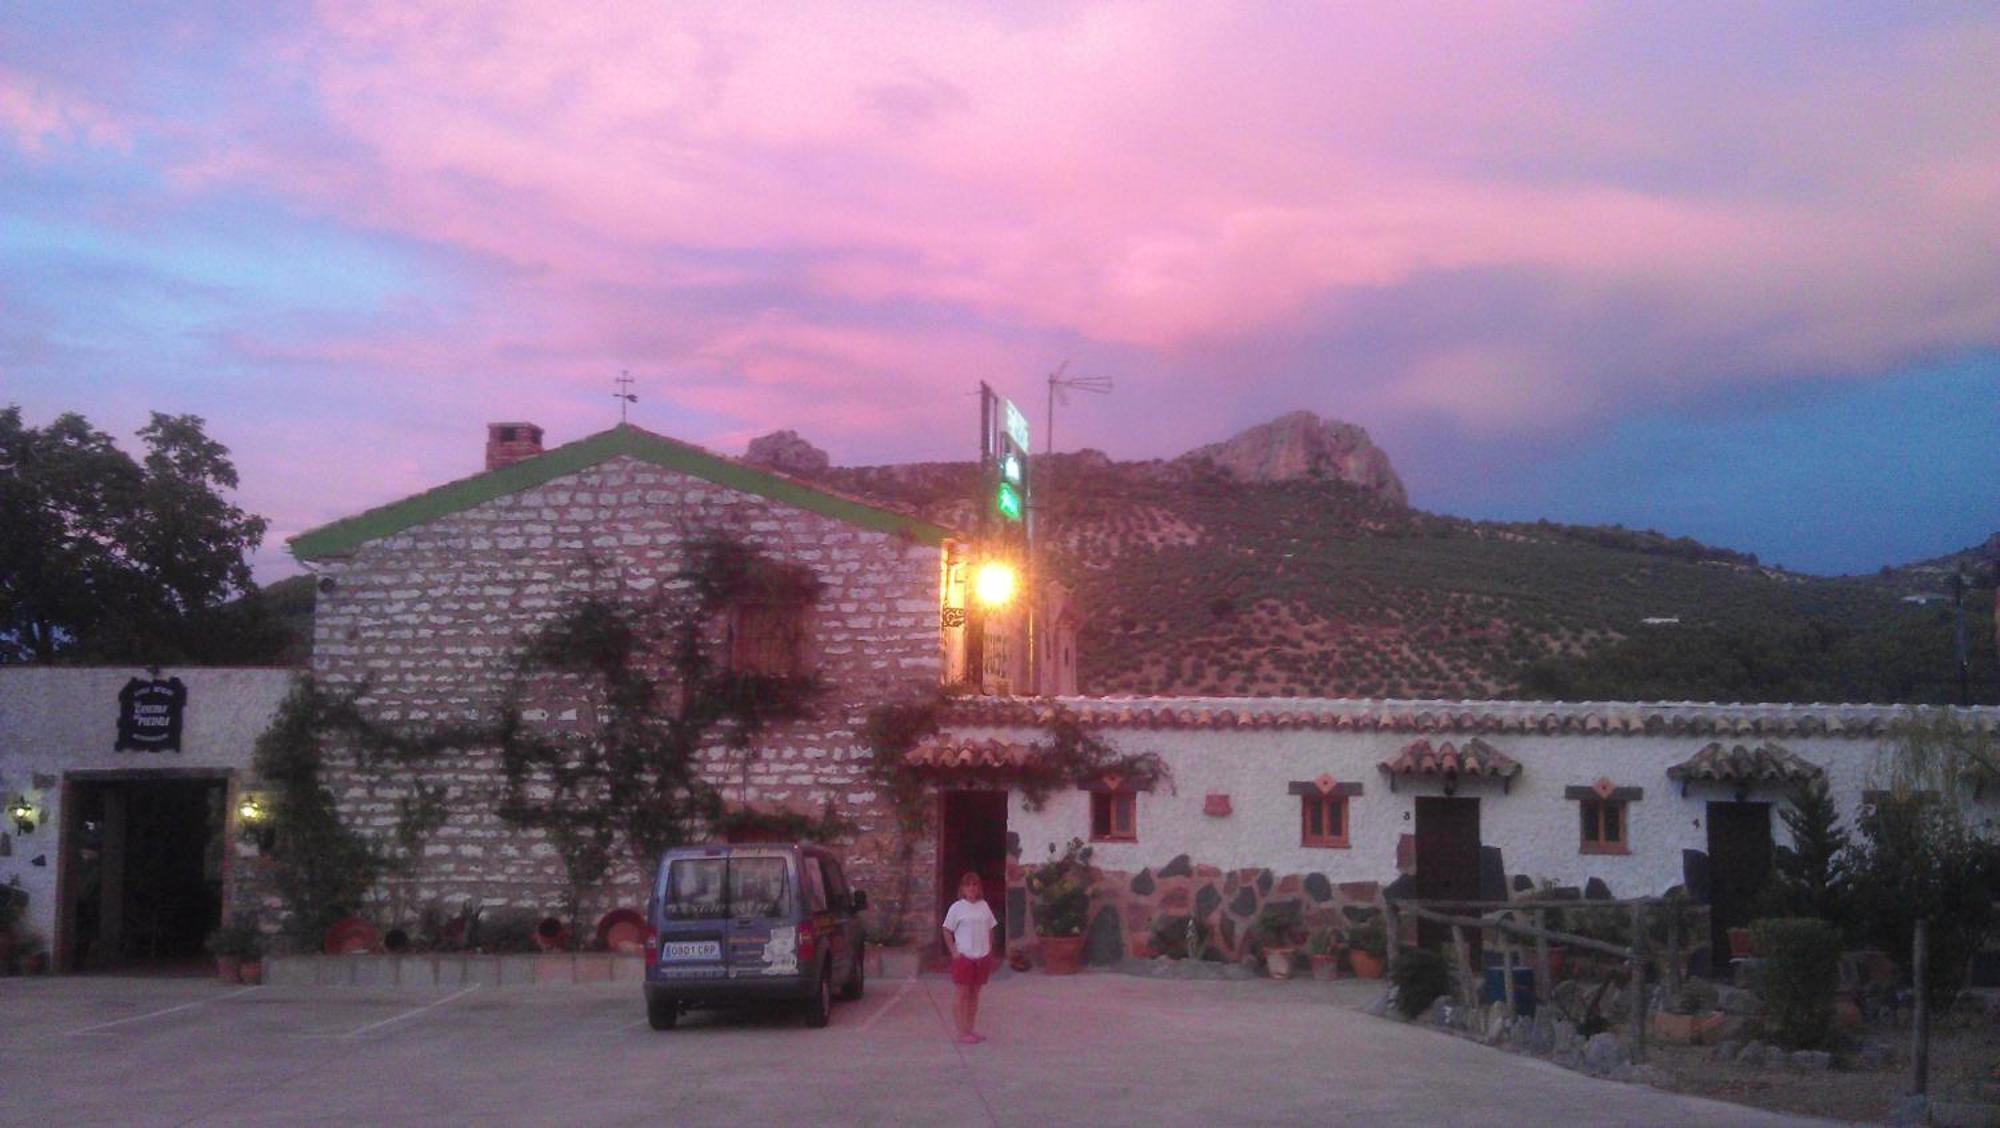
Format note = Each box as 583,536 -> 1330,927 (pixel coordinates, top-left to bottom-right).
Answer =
996,481 -> 1023,521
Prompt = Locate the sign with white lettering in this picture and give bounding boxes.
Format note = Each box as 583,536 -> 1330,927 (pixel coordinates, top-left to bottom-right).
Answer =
116,677 -> 187,753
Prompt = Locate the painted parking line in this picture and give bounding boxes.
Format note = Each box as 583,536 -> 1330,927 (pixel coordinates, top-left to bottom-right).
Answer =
341,985 -> 480,1039
65,986 -> 262,1036
855,976 -> 919,1034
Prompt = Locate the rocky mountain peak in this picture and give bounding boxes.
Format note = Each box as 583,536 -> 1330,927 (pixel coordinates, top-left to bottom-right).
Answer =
1178,410 -> 1407,505
743,430 -> 830,476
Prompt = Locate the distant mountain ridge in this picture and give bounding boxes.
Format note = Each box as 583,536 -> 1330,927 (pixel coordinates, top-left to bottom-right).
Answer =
802,413 -> 1997,705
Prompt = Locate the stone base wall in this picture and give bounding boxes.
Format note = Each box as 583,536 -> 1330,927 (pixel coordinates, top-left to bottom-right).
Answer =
1006,852 -> 1386,964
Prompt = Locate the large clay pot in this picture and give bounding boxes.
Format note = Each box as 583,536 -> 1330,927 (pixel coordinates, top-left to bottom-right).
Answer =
237,960 -> 263,986
1348,950 -> 1385,980
215,954 -> 242,983
1040,935 -> 1085,975
1309,953 -> 1341,981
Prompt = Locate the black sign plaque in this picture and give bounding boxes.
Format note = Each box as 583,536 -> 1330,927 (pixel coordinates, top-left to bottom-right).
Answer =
117,676 -> 187,753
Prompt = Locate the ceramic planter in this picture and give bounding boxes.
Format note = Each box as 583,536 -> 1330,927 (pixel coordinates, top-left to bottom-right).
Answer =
215,954 -> 241,983
1039,935 -> 1085,975
237,960 -> 263,986
1309,952 -> 1341,981
1264,947 -> 1298,980
1347,950 -> 1385,980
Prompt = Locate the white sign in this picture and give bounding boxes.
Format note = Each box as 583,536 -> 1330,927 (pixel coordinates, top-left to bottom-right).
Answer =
1003,398 -> 1030,452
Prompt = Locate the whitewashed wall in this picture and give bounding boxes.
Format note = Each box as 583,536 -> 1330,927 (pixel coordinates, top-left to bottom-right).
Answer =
958,698 -> 1999,899
0,668 -> 294,953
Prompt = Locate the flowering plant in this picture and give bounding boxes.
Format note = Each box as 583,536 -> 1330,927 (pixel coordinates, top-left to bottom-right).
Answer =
1024,837 -> 1094,938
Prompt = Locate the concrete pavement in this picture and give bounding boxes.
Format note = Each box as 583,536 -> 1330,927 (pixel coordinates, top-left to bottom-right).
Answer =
0,971 -> 1829,1126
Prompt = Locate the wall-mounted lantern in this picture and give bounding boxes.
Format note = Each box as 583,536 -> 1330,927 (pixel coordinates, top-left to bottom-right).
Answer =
236,791 -> 274,851
8,794 -> 39,835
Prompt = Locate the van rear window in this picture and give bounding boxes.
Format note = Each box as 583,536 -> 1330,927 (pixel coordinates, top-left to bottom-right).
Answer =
664,857 -> 791,920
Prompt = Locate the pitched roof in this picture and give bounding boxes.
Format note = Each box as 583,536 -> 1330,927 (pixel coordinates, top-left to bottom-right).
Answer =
905,737 -> 1039,770
290,424 -> 954,561
1378,737 -> 1522,782
1666,741 -> 1825,785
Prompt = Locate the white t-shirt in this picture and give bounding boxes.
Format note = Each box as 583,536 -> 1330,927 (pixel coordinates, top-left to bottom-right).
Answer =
942,897 -> 998,959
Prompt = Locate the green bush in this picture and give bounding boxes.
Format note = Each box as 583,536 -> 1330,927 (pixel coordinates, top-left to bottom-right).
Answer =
1749,917 -> 1843,1048
1148,914 -> 1209,960
1390,948 -> 1453,1018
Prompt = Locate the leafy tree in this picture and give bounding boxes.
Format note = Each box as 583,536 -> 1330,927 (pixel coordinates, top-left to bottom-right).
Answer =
0,406 -> 269,663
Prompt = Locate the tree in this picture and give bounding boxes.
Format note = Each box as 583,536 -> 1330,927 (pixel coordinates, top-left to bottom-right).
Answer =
0,406 -> 269,663
1761,777 -> 1853,932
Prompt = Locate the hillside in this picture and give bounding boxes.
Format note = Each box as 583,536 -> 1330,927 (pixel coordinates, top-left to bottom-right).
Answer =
815,428 -> 2000,706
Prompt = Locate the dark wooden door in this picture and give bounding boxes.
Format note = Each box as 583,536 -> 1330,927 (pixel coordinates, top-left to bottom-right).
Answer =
937,790 -> 1008,958
1414,797 -> 1481,953
1706,801 -> 1773,967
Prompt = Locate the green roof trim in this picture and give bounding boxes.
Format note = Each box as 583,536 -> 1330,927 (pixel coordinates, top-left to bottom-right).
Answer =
290,425 -> 953,561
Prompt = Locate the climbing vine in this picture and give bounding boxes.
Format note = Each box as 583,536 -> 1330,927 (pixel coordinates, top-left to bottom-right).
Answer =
494,532 -> 828,932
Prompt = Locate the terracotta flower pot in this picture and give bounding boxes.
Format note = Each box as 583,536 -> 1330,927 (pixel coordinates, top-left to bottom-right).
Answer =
215,954 -> 242,983
237,960 -> 263,986
1309,952 -> 1341,981
1348,950 -> 1385,980
1039,935 -> 1085,975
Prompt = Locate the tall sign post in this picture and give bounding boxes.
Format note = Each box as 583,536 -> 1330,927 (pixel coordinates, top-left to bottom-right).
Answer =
978,382 -> 1033,693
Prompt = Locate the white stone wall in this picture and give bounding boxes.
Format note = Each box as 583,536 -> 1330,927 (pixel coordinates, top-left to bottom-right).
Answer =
961,699 -> 2000,902
0,667 -> 294,953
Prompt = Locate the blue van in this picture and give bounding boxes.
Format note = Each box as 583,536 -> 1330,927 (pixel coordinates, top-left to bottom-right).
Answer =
643,843 -> 867,1030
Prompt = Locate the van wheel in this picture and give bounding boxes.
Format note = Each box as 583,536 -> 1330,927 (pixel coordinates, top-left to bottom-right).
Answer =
647,997 -> 679,1030
839,951 -> 865,1001
804,967 -> 833,1028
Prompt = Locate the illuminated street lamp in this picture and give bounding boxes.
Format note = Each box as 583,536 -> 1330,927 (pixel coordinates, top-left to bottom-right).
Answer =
974,560 -> 1019,608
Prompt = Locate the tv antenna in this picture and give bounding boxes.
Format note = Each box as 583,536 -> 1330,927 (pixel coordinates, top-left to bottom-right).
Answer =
612,370 -> 639,423
1045,360 -> 1112,455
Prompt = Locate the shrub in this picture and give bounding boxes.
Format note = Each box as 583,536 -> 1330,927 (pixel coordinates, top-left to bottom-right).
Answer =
1750,917 -> 1843,1048
1390,948 -> 1453,1018
1246,903 -> 1305,954
1344,917 -> 1387,958
204,917 -> 264,960
1025,838 -> 1094,938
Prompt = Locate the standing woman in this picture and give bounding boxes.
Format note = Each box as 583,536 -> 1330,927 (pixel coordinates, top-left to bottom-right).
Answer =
941,871 -> 998,1044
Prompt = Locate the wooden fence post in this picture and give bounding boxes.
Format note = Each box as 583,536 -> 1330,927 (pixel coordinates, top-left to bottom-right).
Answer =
1534,908 -> 1553,1008
1451,924 -> 1477,1007
1627,903 -> 1649,1065
1912,917 -> 1931,1097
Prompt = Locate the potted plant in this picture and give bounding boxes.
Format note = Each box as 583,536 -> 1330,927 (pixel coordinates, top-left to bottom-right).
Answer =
204,917 -> 262,983
1306,927 -> 1343,980
1344,918 -> 1387,980
1249,903 -> 1305,979
1025,838 -> 1093,974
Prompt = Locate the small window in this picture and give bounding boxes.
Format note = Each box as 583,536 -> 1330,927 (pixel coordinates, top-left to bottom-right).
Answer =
1301,794 -> 1349,848
1090,791 -> 1136,842
1580,798 -> 1627,854
729,600 -> 811,676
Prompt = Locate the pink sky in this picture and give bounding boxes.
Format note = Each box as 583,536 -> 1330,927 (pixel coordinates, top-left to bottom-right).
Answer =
4,2 -> 1998,576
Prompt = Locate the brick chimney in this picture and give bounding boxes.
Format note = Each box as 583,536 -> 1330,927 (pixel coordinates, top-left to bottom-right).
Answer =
485,422 -> 544,470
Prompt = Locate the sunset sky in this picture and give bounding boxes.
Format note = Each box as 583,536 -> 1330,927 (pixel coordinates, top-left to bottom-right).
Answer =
4,2 -> 1997,580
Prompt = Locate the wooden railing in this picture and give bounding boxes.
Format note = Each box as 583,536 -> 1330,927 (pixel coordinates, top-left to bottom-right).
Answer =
1383,896 -> 1681,1063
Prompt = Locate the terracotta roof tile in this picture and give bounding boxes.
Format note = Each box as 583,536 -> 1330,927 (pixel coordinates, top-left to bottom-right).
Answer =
1378,737 -> 1522,782
1666,741 -> 1825,785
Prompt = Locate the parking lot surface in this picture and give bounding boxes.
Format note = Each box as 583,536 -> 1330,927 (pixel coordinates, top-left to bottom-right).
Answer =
1,971 -> 1825,1126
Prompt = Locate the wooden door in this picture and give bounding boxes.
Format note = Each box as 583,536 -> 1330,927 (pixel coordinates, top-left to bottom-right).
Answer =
1706,801 -> 1773,967
937,790 -> 1009,958
1414,797 -> 1481,953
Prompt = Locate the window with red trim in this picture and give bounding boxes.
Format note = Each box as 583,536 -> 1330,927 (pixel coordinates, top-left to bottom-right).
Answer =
1579,798 -> 1627,854
1090,791 -> 1136,842
1301,794 -> 1349,848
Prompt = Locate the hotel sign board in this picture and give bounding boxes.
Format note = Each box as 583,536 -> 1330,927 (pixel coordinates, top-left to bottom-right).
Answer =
116,676 -> 187,753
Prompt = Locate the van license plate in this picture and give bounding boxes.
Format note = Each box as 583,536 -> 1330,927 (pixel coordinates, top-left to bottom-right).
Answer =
664,941 -> 720,960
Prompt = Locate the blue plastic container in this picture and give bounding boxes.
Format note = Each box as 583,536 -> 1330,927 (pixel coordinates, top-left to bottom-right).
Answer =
1479,967 -> 1537,1016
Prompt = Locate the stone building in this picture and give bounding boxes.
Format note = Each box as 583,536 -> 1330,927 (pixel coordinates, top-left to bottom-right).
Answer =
288,422 -> 969,937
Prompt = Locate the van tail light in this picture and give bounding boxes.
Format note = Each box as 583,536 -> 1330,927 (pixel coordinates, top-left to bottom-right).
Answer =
643,927 -> 659,969
796,924 -> 816,964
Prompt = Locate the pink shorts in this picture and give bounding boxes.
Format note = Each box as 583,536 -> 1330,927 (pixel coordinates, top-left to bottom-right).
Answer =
950,954 -> 993,987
